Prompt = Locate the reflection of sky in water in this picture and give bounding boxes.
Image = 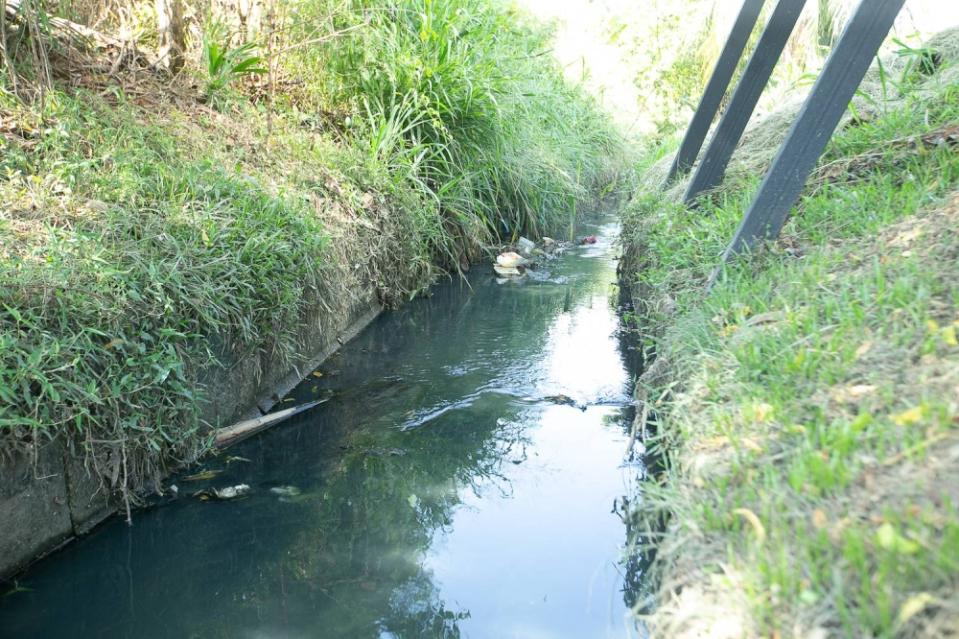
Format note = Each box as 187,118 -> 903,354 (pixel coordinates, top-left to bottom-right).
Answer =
540,301 -> 630,403
422,226 -> 638,638
0,217 -> 642,639
427,407 -> 635,639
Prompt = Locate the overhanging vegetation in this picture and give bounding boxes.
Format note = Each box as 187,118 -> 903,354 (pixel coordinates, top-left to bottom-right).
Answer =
0,0 -> 626,502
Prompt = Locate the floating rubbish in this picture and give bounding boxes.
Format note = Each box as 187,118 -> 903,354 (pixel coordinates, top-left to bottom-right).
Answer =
517,236 -> 536,255
216,485 -> 250,499
493,265 -> 525,278
182,469 -> 223,482
580,235 -> 597,245
543,394 -> 587,411
194,484 -> 251,501
496,251 -> 529,268
494,251 -> 529,279
269,485 -> 302,498
224,455 -> 251,465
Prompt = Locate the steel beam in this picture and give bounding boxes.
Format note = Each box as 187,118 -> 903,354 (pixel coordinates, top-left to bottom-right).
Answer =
664,0 -> 766,185
683,0 -> 807,204
718,0 -> 906,268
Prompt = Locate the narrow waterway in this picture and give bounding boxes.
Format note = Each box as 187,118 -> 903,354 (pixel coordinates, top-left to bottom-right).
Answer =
1,215 -> 644,638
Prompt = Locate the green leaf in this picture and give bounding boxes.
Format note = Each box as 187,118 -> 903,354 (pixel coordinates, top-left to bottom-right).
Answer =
876,523 -> 921,555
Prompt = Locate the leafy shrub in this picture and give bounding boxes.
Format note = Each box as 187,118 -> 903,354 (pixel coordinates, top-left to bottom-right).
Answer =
202,28 -> 267,103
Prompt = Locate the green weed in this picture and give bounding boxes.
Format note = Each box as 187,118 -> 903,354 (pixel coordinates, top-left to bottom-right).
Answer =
201,28 -> 267,104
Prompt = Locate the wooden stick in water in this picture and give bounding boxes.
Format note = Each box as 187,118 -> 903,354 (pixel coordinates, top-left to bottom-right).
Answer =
215,398 -> 327,447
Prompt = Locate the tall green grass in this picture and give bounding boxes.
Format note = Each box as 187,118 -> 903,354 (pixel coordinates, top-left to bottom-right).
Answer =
0,89 -> 331,491
288,0 -> 625,244
0,0 -> 626,502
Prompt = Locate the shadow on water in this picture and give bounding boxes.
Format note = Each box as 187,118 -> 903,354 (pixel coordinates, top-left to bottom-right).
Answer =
1,215 -> 650,639
611,284 -> 658,623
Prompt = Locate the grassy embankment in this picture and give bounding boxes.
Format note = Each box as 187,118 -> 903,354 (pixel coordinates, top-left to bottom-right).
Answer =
622,30 -> 959,638
0,0 -> 624,499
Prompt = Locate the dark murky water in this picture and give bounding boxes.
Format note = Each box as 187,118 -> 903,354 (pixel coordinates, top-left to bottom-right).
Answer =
1,217 -> 644,638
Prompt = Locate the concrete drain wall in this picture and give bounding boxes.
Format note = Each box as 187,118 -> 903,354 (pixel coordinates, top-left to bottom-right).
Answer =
0,295 -> 382,579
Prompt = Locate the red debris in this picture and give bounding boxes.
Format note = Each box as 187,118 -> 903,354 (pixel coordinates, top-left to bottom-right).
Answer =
580,235 -> 597,245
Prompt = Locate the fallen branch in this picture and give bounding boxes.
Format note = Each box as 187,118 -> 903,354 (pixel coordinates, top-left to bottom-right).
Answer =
215,398 -> 328,447
5,0 -> 126,49
4,0 -> 157,72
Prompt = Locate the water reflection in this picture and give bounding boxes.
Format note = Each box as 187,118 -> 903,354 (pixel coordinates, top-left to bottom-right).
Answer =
1,218 -> 643,639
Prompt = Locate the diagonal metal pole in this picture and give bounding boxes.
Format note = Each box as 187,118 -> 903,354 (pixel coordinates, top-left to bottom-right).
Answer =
715,0 -> 906,274
664,0 -> 766,186
683,0 -> 807,205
